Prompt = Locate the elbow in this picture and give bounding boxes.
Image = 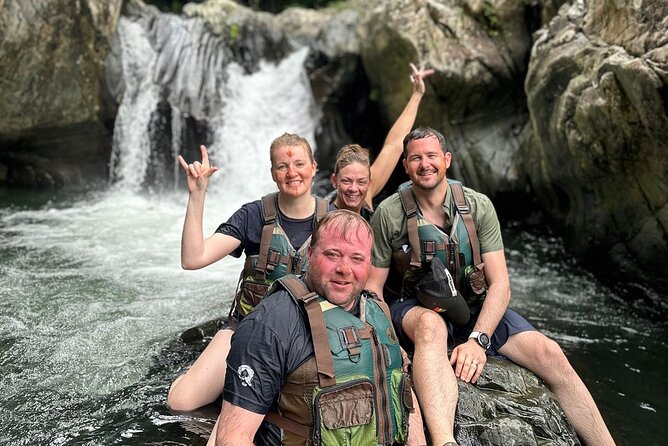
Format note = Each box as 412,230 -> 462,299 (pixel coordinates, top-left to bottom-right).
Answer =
181,259 -> 198,270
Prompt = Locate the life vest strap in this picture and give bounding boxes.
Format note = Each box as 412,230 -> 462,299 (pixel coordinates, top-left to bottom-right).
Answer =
255,193 -> 279,280
278,276 -> 336,388
450,182 -> 482,267
265,412 -> 310,439
399,188 -> 422,268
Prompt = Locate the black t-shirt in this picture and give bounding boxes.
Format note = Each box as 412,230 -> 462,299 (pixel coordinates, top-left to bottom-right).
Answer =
223,290 -> 312,445
223,287 -> 361,445
215,198 -> 331,257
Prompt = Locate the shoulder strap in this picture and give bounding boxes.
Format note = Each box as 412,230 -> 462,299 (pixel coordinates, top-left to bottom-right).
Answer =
450,182 -> 482,267
277,276 -> 336,388
398,187 -> 422,268
264,412 -> 310,438
255,193 -> 279,280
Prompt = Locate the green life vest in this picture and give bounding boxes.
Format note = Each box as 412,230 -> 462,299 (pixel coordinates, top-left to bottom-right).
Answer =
388,180 -> 488,307
265,276 -> 412,446
231,193 -> 329,320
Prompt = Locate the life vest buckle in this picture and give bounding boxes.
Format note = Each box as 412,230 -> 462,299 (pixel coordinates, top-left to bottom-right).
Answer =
339,326 -> 362,363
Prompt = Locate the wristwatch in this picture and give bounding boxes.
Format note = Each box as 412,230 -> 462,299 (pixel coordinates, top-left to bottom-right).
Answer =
469,331 -> 491,351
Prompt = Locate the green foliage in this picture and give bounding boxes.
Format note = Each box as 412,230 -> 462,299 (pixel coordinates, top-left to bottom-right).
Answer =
481,1 -> 502,36
229,23 -> 240,42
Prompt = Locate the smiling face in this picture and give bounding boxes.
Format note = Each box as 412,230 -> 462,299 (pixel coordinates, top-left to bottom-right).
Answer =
331,162 -> 371,212
306,213 -> 372,311
271,144 -> 317,198
402,136 -> 451,191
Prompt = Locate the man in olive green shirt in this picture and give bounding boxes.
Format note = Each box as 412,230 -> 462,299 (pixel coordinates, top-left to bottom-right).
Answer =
366,127 -> 615,446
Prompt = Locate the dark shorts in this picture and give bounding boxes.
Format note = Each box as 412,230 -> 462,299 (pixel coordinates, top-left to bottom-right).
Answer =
389,298 -> 535,356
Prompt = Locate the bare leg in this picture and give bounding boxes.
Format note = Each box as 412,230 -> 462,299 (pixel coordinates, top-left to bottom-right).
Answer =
402,307 -> 457,445
499,331 -> 616,446
206,414 -> 221,446
167,328 -> 234,412
407,389 -> 427,446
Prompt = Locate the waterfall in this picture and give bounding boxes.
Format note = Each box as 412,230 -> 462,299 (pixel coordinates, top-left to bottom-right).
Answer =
109,12 -> 321,202
0,11 -> 324,444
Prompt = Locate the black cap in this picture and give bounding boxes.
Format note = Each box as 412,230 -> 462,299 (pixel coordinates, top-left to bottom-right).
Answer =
415,257 -> 471,326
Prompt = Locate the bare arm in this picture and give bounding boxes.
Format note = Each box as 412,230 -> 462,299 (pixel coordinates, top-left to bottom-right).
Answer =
215,401 -> 264,446
367,64 -> 435,205
178,145 -> 241,269
366,265 -> 390,301
450,249 -> 510,382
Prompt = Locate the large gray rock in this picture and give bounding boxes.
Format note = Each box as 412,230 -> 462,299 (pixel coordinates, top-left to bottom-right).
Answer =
456,357 -> 579,445
0,0 -> 122,187
356,0 -> 545,196
524,0 -> 668,300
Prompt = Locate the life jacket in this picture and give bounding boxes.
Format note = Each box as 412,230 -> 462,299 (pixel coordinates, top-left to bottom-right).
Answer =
387,180 -> 488,308
265,276 -> 412,446
231,193 -> 329,321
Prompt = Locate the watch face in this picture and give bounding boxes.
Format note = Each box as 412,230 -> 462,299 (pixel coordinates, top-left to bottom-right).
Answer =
479,333 -> 490,347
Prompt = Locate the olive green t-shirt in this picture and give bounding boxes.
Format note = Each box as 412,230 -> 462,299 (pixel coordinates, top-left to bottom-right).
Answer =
370,182 -> 503,268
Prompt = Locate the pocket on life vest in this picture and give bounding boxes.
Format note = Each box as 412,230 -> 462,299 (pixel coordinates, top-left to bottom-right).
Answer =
465,263 -> 488,297
234,276 -> 272,318
389,369 -> 412,444
313,377 -> 376,445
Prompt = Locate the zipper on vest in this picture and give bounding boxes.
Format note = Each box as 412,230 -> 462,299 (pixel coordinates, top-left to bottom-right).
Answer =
369,325 -> 392,445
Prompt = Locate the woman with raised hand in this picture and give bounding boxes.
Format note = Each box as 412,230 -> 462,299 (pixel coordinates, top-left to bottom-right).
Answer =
331,63 -> 434,219
168,133 -> 329,413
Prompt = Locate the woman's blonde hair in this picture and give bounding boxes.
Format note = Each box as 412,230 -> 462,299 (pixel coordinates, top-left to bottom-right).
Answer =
333,144 -> 371,176
270,133 -> 315,166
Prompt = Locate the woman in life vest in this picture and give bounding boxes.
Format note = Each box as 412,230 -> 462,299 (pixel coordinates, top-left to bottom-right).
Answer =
168,133 -> 328,412
331,63 -> 434,220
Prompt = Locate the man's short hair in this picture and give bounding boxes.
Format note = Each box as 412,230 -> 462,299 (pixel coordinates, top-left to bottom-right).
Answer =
403,126 -> 452,157
310,209 -> 373,250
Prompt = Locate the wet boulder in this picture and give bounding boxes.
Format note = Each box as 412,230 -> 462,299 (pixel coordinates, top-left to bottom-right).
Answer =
456,356 -> 579,445
0,0 -> 122,187
524,0 -> 668,305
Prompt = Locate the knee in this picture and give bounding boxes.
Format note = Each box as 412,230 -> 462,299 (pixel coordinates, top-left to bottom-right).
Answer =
536,338 -> 577,382
411,311 -> 447,345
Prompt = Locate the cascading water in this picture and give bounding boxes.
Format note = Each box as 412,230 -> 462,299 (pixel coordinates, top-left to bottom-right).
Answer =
0,9 -> 322,445
0,8 -> 665,446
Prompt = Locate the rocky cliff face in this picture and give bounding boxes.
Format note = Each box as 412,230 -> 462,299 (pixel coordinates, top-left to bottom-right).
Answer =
358,0 -> 541,196
524,0 -> 668,304
0,0 -> 122,187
